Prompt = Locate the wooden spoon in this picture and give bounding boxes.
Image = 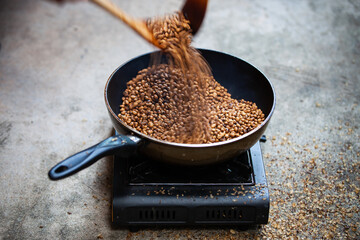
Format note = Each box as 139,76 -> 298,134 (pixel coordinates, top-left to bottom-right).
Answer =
91,0 -> 208,48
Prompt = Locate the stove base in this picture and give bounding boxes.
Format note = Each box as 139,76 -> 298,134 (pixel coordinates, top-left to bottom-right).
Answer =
112,141 -> 269,228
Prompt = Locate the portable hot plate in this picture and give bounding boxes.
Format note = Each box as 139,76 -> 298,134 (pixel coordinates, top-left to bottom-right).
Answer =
112,136 -> 269,229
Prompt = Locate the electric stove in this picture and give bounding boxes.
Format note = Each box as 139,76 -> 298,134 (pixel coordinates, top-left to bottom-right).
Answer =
112,136 -> 269,229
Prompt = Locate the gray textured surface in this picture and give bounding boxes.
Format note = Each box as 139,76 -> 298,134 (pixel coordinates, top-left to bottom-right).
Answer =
0,0 -> 359,239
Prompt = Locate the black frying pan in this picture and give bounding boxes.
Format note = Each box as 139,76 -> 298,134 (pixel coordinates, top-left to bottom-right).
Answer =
48,49 -> 275,180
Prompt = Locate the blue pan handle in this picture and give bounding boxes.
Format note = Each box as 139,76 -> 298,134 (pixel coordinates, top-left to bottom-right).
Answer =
48,135 -> 141,180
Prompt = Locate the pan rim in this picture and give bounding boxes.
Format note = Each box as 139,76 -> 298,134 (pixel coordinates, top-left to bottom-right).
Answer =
104,48 -> 276,148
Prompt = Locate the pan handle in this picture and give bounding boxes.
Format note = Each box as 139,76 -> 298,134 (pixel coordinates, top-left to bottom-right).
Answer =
48,135 -> 141,180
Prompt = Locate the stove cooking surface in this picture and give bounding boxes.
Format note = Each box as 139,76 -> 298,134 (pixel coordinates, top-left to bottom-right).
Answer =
112,140 -> 269,228
128,150 -> 254,185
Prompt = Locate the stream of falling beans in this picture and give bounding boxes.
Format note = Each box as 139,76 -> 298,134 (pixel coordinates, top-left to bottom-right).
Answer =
146,12 -> 212,143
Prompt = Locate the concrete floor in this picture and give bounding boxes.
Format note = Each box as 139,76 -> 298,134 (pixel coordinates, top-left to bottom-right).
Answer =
0,0 -> 359,239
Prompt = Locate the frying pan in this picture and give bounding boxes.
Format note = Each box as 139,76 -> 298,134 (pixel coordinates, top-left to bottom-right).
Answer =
48,49 -> 275,180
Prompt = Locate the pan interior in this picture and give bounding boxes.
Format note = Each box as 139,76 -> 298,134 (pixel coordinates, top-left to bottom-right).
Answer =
106,49 -> 275,138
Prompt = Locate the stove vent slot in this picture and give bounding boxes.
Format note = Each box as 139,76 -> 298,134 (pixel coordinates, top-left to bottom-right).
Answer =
206,208 -> 242,220
139,209 -> 175,220
196,207 -> 250,221
127,207 -> 187,222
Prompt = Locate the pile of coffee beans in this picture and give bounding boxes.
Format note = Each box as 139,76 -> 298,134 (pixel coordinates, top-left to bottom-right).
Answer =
119,64 -> 265,144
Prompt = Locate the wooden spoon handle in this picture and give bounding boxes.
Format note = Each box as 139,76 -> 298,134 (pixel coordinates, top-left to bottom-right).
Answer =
91,0 -> 159,47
